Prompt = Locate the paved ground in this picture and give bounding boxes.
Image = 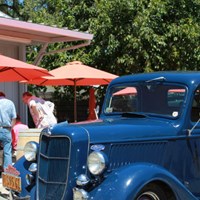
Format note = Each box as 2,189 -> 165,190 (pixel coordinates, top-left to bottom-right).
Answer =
0,155 -> 18,200
0,175 -> 9,200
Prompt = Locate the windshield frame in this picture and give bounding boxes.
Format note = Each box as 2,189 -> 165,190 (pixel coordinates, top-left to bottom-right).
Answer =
103,81 -> 188,120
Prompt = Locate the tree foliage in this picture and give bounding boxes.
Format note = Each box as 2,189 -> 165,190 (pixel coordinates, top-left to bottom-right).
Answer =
88,0 -> 200,74
1,0 -> 200,95
1,0 -> 200,72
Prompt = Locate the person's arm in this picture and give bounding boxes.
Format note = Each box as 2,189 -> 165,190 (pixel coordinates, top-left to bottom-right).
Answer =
29,100 -> 43,119
31,104 -> 41,118
29,100 -> 44,127
11,118 -> 16,128
11,126 -> 17,150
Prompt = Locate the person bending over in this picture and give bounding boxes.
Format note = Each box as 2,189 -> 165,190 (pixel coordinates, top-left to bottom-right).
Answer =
22,92 -> 57,129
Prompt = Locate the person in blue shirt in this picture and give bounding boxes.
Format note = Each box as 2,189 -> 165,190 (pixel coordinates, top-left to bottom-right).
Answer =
0,91 -> 17,170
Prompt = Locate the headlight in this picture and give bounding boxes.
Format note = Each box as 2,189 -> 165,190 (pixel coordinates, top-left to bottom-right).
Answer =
24,142 -> 38,161
87,151 -> 108,175
76,174 -> 90,186
73,188 -> 89,200
28,163 -> 37,173
26,174 -> 35,185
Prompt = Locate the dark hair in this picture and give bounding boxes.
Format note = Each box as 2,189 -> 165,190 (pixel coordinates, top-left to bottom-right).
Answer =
16,114 -> 21,121
22,92 -> 32,97
0,91 -> 5,97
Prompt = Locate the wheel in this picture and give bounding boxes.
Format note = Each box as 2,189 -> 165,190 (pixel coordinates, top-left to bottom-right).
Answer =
136,184 -> 168,200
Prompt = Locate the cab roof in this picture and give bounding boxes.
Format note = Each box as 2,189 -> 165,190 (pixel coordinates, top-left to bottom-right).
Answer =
111,71 -> 200,87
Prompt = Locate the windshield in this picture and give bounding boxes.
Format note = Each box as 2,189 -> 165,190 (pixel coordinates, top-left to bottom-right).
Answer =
104,82 -> 186,118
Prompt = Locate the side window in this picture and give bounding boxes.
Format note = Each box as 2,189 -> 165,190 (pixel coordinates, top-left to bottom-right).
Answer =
167,89 -> 185,107
191,88 -> 200,122
167,88 -> 186,117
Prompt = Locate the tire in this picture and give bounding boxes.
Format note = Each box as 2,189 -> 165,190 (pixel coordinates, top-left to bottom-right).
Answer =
136,183 -> 168,200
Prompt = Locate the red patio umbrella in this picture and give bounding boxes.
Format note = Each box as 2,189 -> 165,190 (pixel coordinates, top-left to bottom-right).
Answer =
0,54 -> 50,82
27,61 -> 118,121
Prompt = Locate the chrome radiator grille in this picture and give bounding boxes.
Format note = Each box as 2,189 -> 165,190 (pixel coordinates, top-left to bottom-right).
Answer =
37,134 -> 71,200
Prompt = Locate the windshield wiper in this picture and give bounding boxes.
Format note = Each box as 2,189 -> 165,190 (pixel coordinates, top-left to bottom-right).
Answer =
146,76 -> 166,83
121,112 -> 147,118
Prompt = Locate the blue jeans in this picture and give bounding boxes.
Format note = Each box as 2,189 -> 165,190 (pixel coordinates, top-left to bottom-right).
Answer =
0,128 -> 12,170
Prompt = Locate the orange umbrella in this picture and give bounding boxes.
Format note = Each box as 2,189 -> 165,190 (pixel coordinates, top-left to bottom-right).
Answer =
27,61 -> 118,86
27,61 -> 118,121
0,54 -> 50,81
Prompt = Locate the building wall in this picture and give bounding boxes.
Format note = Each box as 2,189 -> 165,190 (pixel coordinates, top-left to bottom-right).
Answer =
0,41 -> 28,124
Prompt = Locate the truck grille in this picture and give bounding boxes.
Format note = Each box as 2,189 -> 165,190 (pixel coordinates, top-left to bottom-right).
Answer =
37,134 -> 71,200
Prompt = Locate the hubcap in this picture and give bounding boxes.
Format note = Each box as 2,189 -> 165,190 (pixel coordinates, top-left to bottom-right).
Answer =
137,191 -> 160,200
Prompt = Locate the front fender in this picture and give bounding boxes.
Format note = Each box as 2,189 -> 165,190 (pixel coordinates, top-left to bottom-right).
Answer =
89,163 -> 197,200
14,156 -> 36,200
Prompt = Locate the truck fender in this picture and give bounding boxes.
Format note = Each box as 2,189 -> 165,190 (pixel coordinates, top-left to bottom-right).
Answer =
89,163 -> 197,200
14,156 -> 36,200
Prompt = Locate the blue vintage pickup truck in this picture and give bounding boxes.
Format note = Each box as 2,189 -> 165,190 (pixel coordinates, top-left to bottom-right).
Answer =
7,72 -> 200,199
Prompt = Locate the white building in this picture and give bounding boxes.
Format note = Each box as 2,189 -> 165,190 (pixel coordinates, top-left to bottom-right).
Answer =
0,12 -> 93,124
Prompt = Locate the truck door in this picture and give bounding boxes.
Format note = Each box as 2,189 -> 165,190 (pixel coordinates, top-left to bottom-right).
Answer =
185,87 -> 200,197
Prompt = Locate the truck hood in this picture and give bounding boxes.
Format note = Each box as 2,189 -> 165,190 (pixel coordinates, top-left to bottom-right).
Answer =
54,117 -> 181,143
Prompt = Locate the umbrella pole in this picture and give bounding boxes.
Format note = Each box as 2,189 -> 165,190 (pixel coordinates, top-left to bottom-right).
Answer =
74,81 -> 77,122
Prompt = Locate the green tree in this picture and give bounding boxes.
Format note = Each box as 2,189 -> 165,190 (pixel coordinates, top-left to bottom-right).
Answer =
0,0 -> 22,18
88,0 -> 200,74
1,0 -> 200,93
1,0 -> 200,121
2,0 -> 200,74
